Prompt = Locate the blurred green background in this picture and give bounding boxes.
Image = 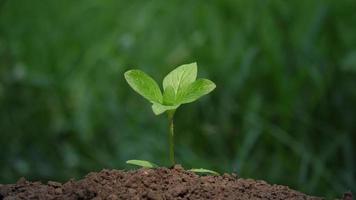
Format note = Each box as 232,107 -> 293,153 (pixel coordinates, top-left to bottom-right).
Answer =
1,0 -> 355,198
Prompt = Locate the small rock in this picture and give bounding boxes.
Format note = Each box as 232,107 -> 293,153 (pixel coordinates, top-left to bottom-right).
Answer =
54,188 -> 63,194
173,165 -> 184,170
48,181 -> 61,188
16,177 -> 27,185
146,190 -> 162,200
107,194 -> 119,200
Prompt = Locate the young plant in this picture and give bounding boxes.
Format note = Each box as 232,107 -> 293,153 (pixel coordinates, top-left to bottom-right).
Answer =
124,62 -> 218,174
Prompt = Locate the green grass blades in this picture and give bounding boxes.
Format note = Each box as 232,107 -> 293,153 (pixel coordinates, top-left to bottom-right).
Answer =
126,160 -> 158,168
189,168 -> 220,176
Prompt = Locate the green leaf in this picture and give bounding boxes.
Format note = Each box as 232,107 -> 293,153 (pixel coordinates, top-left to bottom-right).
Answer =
163,62 -> 197,93
152,103 -> 179,115
189,168 -> 220,175
126,160 -> 158,168
125,63 -> 215,116
178,79 -> 216,104
163,85 -> 177,105
124,70 -> 162,103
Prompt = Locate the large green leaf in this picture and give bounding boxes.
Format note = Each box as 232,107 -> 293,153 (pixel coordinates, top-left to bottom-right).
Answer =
178,79 -> 216,104
151,103 -> 179,115
163,62 -> 197,93
124,70 -> 162,103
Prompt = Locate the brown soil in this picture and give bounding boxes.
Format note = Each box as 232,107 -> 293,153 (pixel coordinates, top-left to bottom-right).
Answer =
0,165 -> 348,200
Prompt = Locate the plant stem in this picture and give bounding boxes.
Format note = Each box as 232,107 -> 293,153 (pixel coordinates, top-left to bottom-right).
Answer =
167,110 -> 176,166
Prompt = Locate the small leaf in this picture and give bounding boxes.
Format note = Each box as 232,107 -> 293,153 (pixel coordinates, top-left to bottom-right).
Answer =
189,168 -> 220,175
152,103 -> 179,115
163,85 -> 177,105
124,70 -> 162,103
163,62 -> 197,93
126,160 -> 158,168
178,79 -> 216,104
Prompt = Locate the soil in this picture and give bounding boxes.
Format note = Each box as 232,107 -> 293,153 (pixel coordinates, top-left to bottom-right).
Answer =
0,165 -> 350,200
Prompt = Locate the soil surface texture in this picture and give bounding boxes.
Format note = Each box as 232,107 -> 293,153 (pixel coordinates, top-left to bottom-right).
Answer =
0,165 -> 346,200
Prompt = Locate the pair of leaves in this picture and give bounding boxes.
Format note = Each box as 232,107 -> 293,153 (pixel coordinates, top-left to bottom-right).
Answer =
126,160 -> 219,175
124,62 -> 216,115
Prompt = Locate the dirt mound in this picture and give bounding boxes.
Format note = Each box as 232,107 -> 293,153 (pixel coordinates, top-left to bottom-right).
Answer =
0,165 -> 333,200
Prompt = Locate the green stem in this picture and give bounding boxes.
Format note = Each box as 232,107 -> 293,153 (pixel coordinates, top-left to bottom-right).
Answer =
167,110 -> 176,166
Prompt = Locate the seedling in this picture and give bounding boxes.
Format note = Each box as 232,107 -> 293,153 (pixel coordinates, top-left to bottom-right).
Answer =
124,62 -> 218,175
